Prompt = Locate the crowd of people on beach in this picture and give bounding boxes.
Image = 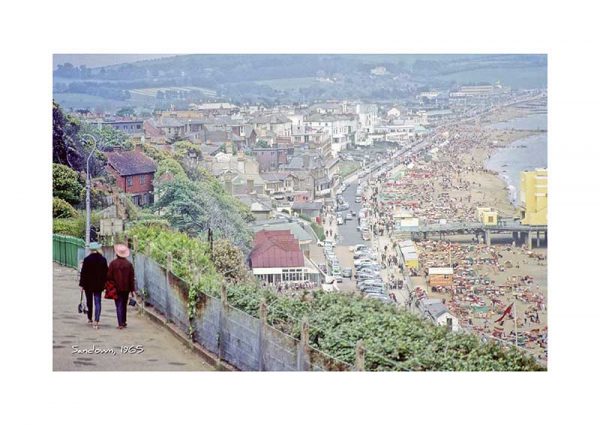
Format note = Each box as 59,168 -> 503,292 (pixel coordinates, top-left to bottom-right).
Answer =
353,123 -> 548,361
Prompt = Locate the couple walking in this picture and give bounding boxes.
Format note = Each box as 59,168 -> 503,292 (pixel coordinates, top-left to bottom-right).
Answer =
79,242 -> 136,330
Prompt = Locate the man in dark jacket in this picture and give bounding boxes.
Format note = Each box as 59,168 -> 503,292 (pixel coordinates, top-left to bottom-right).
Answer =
107,244 -> 136,329
79,242 -> 108,329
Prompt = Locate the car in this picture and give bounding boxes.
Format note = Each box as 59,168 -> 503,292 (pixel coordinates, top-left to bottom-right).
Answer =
353,244 -> 368,252
337,217 -> 345,225
353,249 -> 377,260
342,268 -> 353,278
354,259 -> 376,267
361,232 -> 371,241
359,283 -> 385,292
355,197 -> 362,203
324,239 -> 336,247
345,213 -> 353,221
357,263 -> 381,272
351,210 -> 357,216
357,266 -> 378,274
357,275 -> 384,283
334,273 -> 343,283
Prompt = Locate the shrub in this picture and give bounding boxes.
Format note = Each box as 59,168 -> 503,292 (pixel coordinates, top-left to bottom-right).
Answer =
53,197 -> 79,218
126,224 -> 544,371
53,163 -> 84,205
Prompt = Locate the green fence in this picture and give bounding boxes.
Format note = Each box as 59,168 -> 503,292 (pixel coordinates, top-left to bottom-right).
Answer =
53,234 -> 85,269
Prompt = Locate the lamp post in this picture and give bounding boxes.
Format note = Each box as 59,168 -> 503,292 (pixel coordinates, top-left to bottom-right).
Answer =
81,133 -> 98,253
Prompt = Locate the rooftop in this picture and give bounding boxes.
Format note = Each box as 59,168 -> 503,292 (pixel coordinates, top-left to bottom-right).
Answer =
106,150 -> 157,176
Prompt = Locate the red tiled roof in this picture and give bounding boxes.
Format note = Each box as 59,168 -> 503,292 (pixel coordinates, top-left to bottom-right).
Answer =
106,150 -> 157,176
250,230 -> 303,268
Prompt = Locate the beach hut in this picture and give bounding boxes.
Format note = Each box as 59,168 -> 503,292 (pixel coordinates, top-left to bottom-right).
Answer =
428,267 -> 454,286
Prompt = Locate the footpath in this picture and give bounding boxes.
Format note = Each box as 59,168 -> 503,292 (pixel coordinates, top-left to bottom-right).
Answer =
53,263 -> 215,371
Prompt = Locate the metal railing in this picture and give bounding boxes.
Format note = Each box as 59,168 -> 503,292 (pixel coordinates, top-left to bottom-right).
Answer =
53,234 -> 85,269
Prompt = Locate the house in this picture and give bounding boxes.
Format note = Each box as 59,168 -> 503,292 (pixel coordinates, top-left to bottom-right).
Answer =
418,298 -> 460,332
189,102 -> 239,115
261,172 -> 298,194
253,146 -> 290,172
100,119 -> 144,135
235,194 -> 273,221
248,230 -> 320,285
250,219 -> 315,253
106,148 -> 157,206
251,113 -> 293,136
292,201 -> 323,219
155,117 -> 186,139
222,172 -> 265,196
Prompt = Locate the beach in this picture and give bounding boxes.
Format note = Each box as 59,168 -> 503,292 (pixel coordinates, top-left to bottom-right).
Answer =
359,103 -> 548,361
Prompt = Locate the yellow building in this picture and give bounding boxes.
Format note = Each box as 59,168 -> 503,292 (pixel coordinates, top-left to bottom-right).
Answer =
477,207 -> 498,226
520,168 -> 548,225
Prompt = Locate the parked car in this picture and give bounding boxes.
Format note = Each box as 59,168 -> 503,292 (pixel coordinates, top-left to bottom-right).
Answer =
354,259 -> 376,267
342,267 -> 353,278
345,213 -> 353,221
337,216 -> 345,225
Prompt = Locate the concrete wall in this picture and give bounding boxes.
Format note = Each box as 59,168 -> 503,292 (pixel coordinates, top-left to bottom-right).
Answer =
120,250 -> 350,371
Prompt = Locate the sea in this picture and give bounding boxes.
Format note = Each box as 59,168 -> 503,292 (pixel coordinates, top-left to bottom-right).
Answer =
485,112 -> 548,205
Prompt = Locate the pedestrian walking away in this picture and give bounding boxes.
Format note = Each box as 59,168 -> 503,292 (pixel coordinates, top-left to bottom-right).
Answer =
107,244 -> 136,329
79,242 -> 108,329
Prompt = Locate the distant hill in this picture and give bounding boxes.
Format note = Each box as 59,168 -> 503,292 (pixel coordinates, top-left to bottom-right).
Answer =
52,54 -> 547,111
53,54 -> 177,70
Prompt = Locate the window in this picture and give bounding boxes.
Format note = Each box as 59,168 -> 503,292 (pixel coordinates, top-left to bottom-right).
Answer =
140,174 -> 146,185
126,176 -> 133,187
143,193 -> 149,205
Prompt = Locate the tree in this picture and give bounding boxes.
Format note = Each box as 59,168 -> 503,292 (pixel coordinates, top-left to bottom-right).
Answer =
116,106 -> 135,117
153,178 -> 252,250
53,101 -> 84,171
212,239 -> 249,283
53,163 -> 84,205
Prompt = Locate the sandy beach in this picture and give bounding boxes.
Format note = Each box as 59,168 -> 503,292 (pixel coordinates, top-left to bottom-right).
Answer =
363,103 -> 548,362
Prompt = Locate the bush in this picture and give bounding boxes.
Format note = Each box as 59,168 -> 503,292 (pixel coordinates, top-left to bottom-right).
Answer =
53,163 -> 84,205
310,222 -> 326,241
212,239 -> 249,283
53,197 -> 79,218
126,224 -> 544,371
53,213 -> 101,239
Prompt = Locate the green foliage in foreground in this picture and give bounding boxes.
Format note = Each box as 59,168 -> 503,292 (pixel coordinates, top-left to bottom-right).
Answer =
127,224 -> 544,371
53,163 -> 84,205
53,213 -> 100,238
53,197 -> 79,218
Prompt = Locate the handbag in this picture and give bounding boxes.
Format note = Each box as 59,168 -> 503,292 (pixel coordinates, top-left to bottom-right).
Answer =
128,297 -> 137,307
78,291 -> 88,314
104,280 -> 118,300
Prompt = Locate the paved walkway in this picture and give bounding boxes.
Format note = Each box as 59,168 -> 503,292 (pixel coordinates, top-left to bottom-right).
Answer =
53,263 -> 215,371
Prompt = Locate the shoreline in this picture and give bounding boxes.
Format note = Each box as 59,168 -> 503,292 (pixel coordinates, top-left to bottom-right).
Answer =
371,104 -> 548,361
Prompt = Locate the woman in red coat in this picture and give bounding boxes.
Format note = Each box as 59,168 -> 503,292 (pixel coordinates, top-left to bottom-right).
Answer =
107,244 -> 136,329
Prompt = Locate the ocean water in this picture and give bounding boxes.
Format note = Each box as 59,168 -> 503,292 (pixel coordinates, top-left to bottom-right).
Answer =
485,113 -> 548,204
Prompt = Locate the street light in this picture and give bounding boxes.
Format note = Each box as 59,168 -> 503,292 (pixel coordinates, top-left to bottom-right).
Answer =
80,133 -> 98,253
